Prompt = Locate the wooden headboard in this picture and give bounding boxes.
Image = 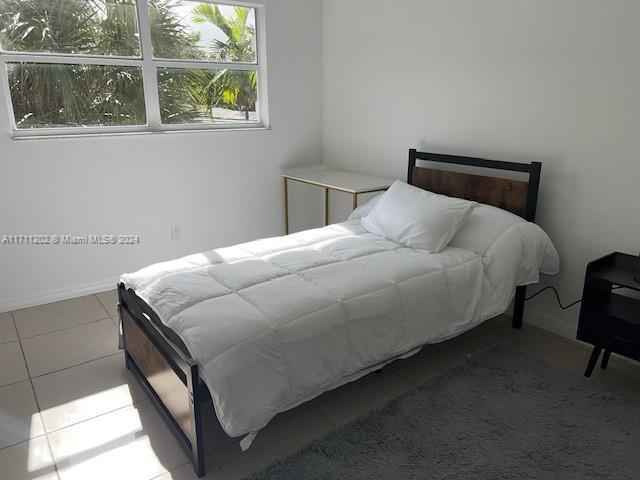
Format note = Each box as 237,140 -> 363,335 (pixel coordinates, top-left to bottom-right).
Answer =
408,150 -> 542,222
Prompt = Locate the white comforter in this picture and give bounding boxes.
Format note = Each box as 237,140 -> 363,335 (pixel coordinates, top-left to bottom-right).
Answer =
122,212 -> 559,439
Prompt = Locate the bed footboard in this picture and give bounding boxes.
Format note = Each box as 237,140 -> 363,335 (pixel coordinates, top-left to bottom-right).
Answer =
118,284 -> 206,477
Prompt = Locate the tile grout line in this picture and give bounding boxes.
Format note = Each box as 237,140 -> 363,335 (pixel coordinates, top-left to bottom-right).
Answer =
3,302 -> 637,479
0,375 -> 39,390
0,311 -> 19,345
10,311 -> 62,479
0,354 -> 145,453
10,312 -> 33,381
17,315 -> 113,342
40,395 -> 188,480
42,396 -> 149,437
94,292 -> 115,320
0,433 -> 51,455
29,350 -> 123,380
4,298 -> 129,460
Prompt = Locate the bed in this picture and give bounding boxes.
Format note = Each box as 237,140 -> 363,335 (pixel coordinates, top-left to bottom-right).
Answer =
117,150 -> 559,477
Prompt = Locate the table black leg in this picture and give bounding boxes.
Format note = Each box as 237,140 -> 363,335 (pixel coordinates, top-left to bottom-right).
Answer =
584,346 -> 602,378
601,350 -> 612,370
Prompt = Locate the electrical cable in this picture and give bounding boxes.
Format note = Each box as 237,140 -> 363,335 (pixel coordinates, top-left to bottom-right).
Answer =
525,285 -> 624,311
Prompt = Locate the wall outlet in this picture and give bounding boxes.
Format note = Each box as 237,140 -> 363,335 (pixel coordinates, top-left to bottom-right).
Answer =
171,225 -> 182,242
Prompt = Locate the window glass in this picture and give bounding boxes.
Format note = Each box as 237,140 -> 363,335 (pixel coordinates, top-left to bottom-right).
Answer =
7,62 -> 146,129
157,67 -> 258,124
150,1 -> 256,63
0,0 -> 141,57
0,0 -> 265,135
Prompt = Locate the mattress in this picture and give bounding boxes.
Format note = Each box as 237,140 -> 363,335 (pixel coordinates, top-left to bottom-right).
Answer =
122,216 -> 559,440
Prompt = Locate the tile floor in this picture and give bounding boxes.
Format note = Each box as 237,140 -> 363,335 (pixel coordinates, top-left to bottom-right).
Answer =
1,292 -> 638,480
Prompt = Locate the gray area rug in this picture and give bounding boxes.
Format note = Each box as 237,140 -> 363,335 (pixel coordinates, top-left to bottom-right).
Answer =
250,347 -> 640,479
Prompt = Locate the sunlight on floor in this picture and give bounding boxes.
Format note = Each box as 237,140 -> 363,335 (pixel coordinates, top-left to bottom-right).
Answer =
26,437 -> 56,476
22,380 -> 184,479
39,384 -> 137,433
43,400 -> 184,480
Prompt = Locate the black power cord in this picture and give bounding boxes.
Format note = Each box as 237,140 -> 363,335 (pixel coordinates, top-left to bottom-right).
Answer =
525,285 -> 624,311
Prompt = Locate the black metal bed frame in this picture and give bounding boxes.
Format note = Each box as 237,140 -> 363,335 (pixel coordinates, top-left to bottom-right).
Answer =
118,284 -> 207,475
118,150 -> 543,477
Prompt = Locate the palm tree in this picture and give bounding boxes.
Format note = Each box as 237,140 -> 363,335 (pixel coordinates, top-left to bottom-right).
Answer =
190,4 -> 257,120
0,1 -> 259,127
191,4 -> 256,62
0,0 -> 201,127
0,0 -> 101,126
0,0 -> 98,54
95,0 -> 142,57
149,0 -> 200,59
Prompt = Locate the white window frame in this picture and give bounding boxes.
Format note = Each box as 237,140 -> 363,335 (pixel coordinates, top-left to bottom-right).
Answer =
0,0 -> 269,138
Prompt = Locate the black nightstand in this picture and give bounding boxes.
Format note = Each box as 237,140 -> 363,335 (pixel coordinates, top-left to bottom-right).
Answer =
578,252 -> 640,377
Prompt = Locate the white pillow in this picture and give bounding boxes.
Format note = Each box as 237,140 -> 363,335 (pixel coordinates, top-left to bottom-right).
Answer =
348,193 -> 383,220
449,204 -> 524,256
361,180 -> 478,253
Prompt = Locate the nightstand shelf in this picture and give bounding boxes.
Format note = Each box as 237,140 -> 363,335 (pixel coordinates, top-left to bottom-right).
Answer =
578,252 -> 640,377
592,294 -> 640,326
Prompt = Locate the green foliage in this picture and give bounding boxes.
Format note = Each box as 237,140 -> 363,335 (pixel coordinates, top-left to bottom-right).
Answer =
0,0 -> 99,54
191,4 -> 255,62
0,0 -> 258,128
0,0 -> 148,127
95,0 -> 142,57
189,4 -> 257,119
149,0 -> 200,60
7,63 -> 146,128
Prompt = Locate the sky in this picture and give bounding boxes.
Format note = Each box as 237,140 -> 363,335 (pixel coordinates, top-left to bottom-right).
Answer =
170,2 -> 256,50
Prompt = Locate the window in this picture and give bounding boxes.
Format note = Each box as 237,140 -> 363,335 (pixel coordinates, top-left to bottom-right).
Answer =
0,0 -> 266,136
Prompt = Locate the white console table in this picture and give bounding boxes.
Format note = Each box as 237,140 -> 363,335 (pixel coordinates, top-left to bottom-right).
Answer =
282,166 -> 393,234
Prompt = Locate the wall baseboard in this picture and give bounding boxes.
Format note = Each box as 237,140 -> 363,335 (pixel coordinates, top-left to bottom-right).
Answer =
524,307 -> 577,340
0,278 -> 119,313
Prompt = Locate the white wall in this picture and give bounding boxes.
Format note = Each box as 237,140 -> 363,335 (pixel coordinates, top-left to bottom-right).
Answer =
322,0 -> 640,337
0,0 -> 323,311
4,0 -> 640,339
